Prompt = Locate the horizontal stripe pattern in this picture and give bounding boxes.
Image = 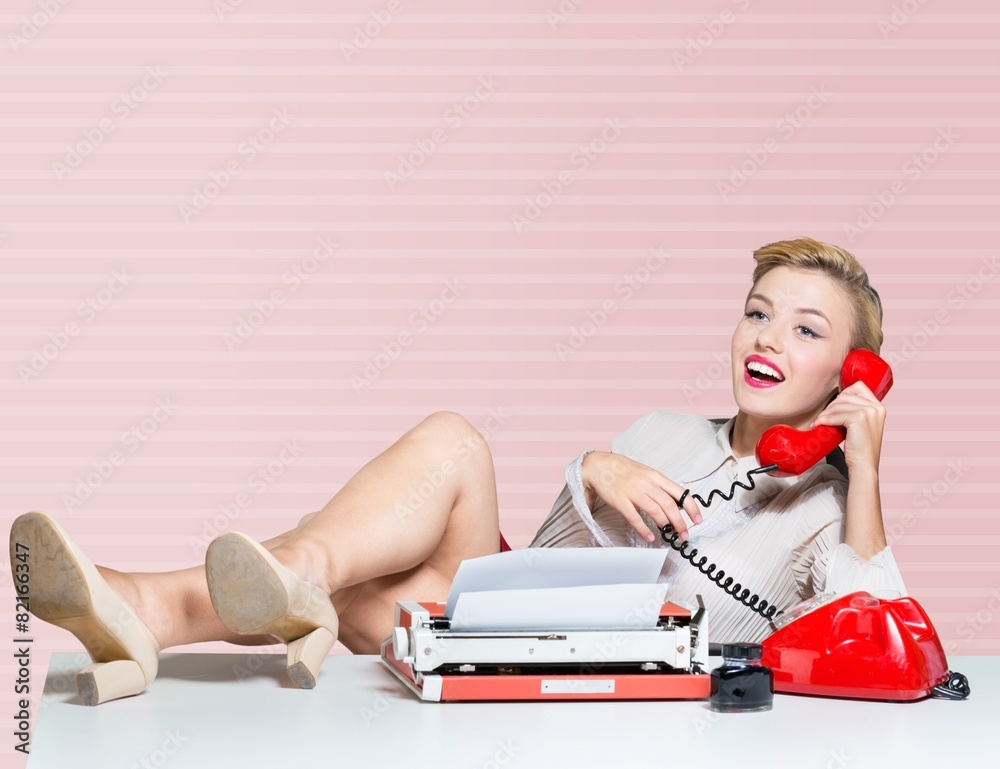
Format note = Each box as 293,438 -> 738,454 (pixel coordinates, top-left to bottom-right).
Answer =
1,5 -> 998,737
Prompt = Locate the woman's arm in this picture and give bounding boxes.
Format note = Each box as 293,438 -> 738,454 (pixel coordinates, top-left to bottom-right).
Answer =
843,464 -> 887,561
808,379 -> 889,562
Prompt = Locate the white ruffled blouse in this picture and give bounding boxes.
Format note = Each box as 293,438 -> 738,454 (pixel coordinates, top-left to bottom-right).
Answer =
528,411 -> 907,644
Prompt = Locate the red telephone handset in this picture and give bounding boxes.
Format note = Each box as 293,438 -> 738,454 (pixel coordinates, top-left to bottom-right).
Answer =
755,349 -> 894,477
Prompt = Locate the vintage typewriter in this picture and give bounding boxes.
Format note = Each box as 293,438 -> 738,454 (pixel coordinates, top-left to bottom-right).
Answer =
380,549 -> 711,702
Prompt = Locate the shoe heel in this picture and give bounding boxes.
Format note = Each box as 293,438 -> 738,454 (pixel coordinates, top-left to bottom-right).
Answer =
285,626 -> 335,689
76,659 -> 146,706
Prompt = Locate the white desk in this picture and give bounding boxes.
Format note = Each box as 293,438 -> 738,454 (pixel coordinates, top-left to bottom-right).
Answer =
28,652 -> 995,769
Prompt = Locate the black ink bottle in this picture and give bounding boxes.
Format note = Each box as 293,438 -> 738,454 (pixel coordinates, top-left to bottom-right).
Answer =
709,642 -> 774,713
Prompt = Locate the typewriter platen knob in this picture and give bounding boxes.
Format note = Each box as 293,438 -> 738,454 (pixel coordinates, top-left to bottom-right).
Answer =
392,627 -> 411,661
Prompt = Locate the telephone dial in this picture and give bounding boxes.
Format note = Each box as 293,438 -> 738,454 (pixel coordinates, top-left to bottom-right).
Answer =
660,349 -> 969,701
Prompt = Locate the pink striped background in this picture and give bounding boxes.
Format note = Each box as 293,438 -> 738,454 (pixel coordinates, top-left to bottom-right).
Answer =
2,0 -> 999,754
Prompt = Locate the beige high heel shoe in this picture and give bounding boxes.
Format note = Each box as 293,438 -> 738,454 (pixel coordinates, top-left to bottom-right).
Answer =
205,532 -> 338,689
9,512 -> 160,706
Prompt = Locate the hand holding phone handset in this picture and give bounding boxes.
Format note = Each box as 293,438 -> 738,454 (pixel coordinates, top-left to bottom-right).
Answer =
755,348 -> 893,477
660,350 -> 969,700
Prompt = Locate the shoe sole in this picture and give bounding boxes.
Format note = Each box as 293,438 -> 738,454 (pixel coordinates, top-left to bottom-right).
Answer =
9,512 -> 158,704
205,532 -> 337,688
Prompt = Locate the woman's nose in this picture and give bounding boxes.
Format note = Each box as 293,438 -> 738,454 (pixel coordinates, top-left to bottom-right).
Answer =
754,324 -> 782,352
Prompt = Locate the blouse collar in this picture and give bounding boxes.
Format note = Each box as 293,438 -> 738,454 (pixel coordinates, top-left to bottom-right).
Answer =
684,415 -> 784,484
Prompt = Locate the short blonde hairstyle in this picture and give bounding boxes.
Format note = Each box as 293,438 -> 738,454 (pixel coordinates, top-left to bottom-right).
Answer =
750,237 -> 884,354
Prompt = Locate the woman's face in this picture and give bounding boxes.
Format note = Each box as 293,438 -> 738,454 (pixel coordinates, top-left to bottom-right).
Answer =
731,266 -> 855,429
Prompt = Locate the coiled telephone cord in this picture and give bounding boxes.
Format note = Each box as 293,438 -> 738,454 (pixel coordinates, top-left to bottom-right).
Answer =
931,671 -> 971,700
659,464 -> 783,622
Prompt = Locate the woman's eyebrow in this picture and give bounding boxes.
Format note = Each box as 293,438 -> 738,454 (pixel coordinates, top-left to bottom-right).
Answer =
747,293 -> 832,326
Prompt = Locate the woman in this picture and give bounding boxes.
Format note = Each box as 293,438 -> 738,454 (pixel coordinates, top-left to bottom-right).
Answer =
9,237 -> 905,705
531,237 -> 905,643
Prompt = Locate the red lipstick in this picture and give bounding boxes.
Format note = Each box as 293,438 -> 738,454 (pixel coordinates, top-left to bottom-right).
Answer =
744,355 -> 785,388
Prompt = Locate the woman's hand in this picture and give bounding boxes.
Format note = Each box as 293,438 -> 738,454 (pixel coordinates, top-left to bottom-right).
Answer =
807,380 -> 886,472
581,451 -> 703,543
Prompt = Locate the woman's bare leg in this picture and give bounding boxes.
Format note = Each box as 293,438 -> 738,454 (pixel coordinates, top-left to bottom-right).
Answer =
97,540 -> 291,650
271,410 -> 501,651
101,411 -> 500,652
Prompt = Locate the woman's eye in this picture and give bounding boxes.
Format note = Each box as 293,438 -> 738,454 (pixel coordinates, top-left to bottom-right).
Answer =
744,309 -> 767,320
797,326 -> 819,338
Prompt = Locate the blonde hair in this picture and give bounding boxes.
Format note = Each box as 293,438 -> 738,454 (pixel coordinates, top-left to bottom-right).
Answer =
750,237 -> 884,354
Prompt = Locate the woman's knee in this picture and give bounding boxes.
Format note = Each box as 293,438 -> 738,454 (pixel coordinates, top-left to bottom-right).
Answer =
415,412 -> 497,501
416,411 -> 489,456
296,510 -> 320,528
419,410 -> 475,436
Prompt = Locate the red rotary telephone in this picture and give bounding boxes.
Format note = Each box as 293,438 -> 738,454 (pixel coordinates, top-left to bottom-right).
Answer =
761,591 -> 967,701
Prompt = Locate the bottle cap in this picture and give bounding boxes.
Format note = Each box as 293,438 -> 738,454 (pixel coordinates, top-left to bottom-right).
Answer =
722,642 -> 763,660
